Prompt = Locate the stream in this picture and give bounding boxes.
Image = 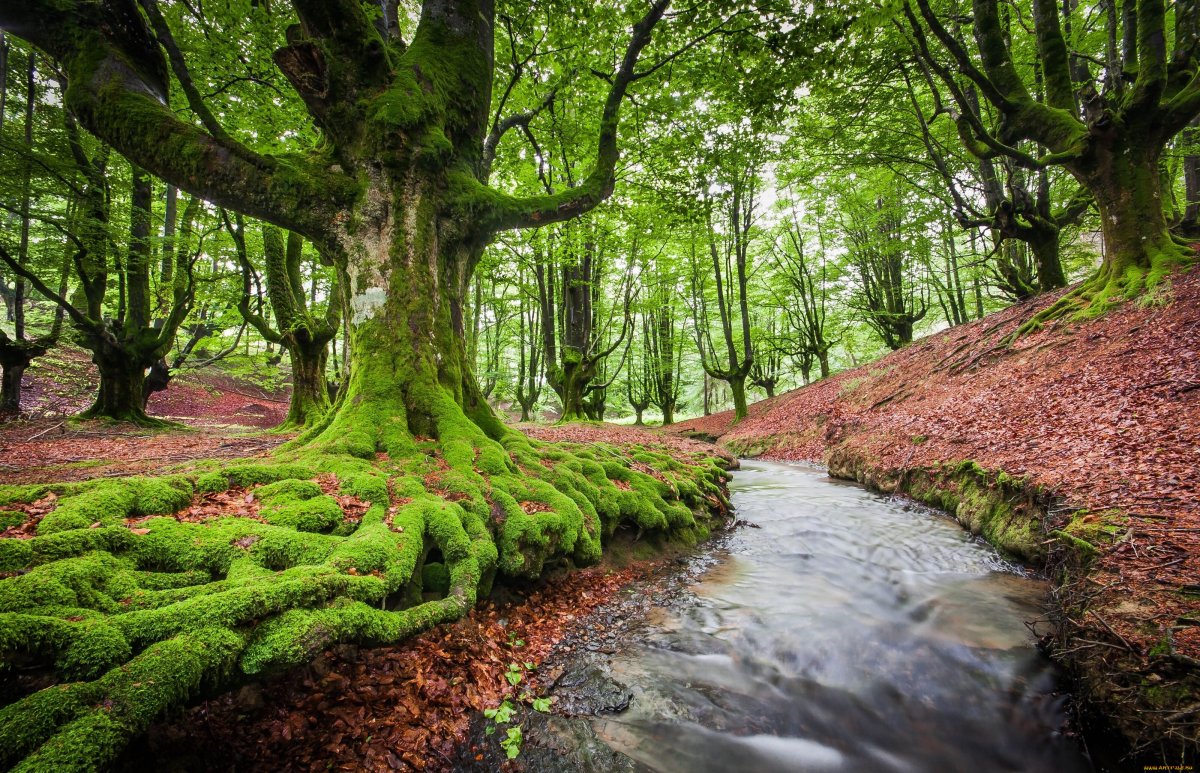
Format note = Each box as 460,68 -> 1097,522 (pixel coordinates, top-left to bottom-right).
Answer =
502,460 -> 1093,772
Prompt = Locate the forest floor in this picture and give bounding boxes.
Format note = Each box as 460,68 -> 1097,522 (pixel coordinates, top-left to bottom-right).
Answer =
670,264 -> 1200,761
0,346 -> 290,484
0,350 -> 731,771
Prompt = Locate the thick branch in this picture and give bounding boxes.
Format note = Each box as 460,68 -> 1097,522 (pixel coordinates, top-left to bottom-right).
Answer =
0,0 -> 357,246
483,0 -> 671,232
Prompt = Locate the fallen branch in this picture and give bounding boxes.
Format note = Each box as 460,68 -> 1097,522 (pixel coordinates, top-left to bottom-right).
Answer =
26,422 -> 64,441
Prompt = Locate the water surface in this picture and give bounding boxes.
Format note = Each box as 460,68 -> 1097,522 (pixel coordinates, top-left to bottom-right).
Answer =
594,461 -> 1090,772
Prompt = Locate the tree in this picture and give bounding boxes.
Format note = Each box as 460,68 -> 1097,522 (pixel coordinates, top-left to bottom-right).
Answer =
1,149 -> 202,423
902,74 -> 1090,298
690,163 -> 756,421
0,3 -> 736,767
513,263 -> 543,422
227,214 -> 340,429
1,0 -> 671,440
0,42 -> 55,414
904,0 -> 1200,324
842,184 -> 930,350
537,222 -> 633,421
770,198 -> 836,380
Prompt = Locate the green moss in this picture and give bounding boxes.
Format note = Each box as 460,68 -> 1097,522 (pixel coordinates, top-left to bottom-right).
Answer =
421,562 -> 450,595
0,371 -> 729,771
37,477 -> 193,535
0,485 -> 51,508
254,480 -> 344,533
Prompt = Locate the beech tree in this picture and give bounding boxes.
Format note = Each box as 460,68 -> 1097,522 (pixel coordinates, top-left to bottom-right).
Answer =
0,43 -> 55,414
690,165 -> 756,421
0,2 -> 739,768
537,223 -> 634,421
0,0 -> 673,444
905,0 -> 1200,323
227,215 -> 340,429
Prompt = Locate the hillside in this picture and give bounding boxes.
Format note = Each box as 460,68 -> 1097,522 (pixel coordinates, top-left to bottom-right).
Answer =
671,266 -> 1200,761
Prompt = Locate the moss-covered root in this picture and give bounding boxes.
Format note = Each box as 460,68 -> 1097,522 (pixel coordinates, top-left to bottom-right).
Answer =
0,432 -> 729,769
0,627 -> 246,772
1010,246 -> 1193,340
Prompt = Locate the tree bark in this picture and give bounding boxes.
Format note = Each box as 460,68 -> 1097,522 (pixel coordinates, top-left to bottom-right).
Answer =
284,336 -> 332,430
729,375 -> 748,421
1083,142 -> 1182,290
83,345 -> 154,423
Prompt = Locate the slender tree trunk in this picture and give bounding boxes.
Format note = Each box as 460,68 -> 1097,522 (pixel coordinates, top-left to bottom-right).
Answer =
1031,229 -> 1067,291
729,375 -> 748,421
1183,116 -> 1200,232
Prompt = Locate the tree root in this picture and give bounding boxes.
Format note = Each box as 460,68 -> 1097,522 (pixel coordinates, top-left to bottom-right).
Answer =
0,430 -> 731,770
1006,247 -> 1195,344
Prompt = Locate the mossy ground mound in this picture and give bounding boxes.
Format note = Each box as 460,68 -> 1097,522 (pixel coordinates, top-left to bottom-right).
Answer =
0,431 -> 730,771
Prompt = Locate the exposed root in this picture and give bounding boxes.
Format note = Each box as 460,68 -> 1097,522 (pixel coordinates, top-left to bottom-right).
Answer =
0,429 -> 731,770
1007,247 -> 1193,343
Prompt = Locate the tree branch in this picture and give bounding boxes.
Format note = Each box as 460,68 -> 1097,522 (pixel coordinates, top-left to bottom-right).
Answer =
0,0 -> 358,247
483,0 -> 672,232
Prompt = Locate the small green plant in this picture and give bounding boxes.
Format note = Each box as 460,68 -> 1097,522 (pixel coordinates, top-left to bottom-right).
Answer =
484,699 -> 516,727
483,658 -> 553,762
506,632 -> 525,648
500,727 -> 523,759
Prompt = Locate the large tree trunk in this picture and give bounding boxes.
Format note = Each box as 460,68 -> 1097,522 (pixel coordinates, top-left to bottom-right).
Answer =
83,347 -> 153,423
297,193 -> 504,458
0,334 -> 45,416
0,352 -> 32,414
1083,144 -> 1185,295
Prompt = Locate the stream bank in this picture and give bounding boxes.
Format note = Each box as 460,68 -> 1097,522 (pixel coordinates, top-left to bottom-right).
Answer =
461,461 -> 1094,772
670,268 -> 1200,766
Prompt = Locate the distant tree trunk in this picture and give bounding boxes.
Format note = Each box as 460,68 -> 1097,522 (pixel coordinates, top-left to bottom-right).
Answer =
1184,116 -> 1200,233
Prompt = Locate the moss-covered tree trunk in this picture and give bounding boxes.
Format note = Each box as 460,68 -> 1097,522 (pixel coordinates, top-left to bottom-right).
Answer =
555,358 -> 593,423
1030,229 -> 1066,292
284,336 -> 331,430
729,374 -> 748,421
83,344 -> 155,423
298,181 -> 504,457
1080,143 -> 1186,295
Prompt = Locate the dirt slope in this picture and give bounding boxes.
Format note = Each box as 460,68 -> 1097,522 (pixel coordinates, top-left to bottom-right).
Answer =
671,266 -> 1200,764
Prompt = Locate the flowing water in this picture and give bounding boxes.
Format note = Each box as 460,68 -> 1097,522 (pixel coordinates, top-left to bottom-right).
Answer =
589,460 -> 1092,772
